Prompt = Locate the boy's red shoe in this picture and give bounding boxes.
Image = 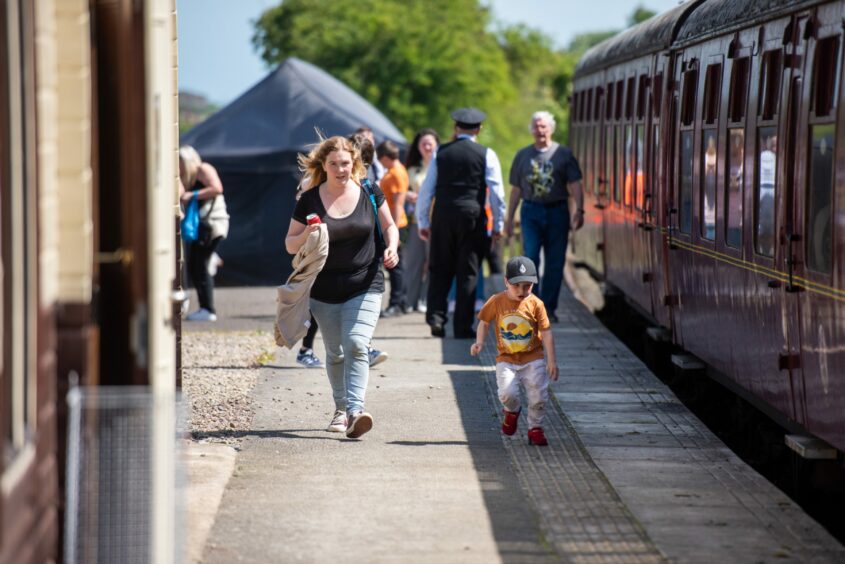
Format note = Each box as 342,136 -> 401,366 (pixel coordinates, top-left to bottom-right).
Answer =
502,409 -> 520,435
527,427 -> 548,446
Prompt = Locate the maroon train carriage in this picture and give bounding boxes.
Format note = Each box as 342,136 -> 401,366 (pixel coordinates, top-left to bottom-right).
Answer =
569,0 -> 845,455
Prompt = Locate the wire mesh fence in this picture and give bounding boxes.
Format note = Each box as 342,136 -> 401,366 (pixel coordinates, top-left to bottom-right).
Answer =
65,386 -> 187,564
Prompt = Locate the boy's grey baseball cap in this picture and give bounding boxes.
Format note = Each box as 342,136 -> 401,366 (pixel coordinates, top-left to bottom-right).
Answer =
506,256 -> 538,284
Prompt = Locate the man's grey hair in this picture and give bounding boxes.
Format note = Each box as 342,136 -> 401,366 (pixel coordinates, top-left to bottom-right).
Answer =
530,111 -> 556,133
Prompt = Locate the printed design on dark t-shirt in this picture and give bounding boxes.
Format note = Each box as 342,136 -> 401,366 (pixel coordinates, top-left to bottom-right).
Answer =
499,311 -> 535,354
528,158 -> 554,198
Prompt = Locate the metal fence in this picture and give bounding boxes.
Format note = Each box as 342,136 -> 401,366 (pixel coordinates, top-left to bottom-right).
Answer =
65,387 -> 186,564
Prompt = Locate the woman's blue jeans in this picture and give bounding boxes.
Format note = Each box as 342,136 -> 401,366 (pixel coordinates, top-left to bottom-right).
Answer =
309,292 -> 382,416
520,200 -> 570,315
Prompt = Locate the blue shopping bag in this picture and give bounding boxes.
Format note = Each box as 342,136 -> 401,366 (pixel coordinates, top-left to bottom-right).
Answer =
181,193 -> 199,242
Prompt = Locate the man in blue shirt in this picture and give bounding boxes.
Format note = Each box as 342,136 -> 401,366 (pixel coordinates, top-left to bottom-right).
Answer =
505,111 -> 584,322
416,108 -> 506,338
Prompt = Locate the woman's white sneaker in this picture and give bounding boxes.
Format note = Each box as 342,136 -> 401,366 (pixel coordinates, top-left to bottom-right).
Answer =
326,410 -> 348,433
185,308 -> 217,321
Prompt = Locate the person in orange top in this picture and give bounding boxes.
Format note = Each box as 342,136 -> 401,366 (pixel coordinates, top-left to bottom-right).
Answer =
470,256 -> 558,445
377,140 -> 410,316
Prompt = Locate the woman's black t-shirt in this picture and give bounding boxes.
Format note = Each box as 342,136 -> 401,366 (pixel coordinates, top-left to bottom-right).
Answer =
292,183 -> 385,303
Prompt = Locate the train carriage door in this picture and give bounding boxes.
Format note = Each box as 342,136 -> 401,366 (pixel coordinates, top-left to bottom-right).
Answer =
778,11 -> 813,425
789,8 -> 843,441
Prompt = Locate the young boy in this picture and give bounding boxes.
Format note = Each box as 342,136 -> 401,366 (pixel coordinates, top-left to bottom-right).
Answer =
470,256 -> 558,445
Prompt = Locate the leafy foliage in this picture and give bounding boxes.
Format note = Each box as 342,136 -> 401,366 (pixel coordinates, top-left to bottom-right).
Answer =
252,1 -> 659,176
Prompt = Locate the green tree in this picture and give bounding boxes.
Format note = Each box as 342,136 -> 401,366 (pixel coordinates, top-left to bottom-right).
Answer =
253,0 -> 515,147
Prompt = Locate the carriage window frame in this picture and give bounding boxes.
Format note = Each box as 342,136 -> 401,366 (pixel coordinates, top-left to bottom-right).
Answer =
678,62 -> 698,235
759,49 -> 782,120
728,57 -> 750,123
652,72 -> 663,118
625,76 -> 635,120
804,34 -> 840,274
615,80 -> 624,121
605,82 -> 614,121
724,56 -> 750,248
702,62 -> 722,125
811,36 -> 839,118
680,67 -> 698,126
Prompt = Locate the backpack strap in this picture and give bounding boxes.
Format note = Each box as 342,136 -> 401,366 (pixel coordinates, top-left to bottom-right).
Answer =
361,179 -> 384,244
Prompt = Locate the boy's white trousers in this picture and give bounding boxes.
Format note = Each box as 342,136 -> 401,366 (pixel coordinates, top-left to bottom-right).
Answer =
495,358 -> 549,429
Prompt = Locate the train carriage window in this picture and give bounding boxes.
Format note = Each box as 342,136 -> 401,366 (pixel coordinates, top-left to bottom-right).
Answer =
759,50 -> 782,120
594,87 -> 603,121
606,126 -> 615,199
625,77 -> 635,119
726,129 -> 744,247
703,63 -> 722,125
635,124 -> 645,209
701,130 -> 718,239
615,80 -> 624,120
680,131 -> 694,234
650,124 -> 659,217
681,68 -> 698,126
728,57 -> 750,122
586,89 -> 594,124
591,124 -> 604,195
606,82 -> 614,121
755,127 -> 778,256
616,125 -> 624,203
806,124 -> 835,273
652,73 -> 663,118
624,125 -> 633,206
636,75 -> 648,120
812,36 -> 839,118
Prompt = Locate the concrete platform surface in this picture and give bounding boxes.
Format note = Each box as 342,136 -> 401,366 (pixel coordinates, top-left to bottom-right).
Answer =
183,286 -> 844,563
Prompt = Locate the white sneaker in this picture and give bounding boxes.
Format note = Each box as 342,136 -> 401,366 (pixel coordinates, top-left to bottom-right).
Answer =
326,410 -> 348,433
185,308 -> 217,322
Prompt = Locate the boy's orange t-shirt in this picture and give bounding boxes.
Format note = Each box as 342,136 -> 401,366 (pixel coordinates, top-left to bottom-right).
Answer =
477,292 -> 549,364
380,162 -> 409,228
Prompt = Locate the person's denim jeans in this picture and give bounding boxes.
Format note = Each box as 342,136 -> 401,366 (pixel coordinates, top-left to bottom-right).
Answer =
520,200 -> 570,315
309,292 -> 382,415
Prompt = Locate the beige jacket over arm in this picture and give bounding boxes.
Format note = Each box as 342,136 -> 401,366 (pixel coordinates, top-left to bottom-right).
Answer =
274,224 -> 329,348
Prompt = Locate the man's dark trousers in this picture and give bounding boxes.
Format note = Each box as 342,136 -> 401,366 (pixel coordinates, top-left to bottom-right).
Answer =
426,208 -> 486,337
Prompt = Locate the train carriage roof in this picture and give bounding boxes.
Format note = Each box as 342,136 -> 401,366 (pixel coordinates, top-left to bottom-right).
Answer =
675,0 -> 831,46
574,1 -> 703,78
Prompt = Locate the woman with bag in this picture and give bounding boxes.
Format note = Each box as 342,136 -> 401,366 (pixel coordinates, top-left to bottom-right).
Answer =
285,136 -> 399,438
180,145 -> 229,322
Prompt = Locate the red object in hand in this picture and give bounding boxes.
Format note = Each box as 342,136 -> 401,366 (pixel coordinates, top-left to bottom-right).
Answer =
306,213 -> 321,225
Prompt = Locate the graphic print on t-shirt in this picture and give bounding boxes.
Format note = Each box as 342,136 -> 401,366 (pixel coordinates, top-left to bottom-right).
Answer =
528,158 -> 554,197
499,312 -> 534,354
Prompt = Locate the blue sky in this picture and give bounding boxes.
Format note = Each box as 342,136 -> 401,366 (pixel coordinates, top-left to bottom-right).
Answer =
177,0 -> 686,106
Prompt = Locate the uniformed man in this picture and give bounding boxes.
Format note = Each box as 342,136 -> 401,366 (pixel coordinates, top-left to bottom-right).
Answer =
416,108 -> 506,338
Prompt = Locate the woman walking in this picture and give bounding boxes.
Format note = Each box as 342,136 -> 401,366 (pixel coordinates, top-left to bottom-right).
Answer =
403,128 -> 439,312
285,136 -> 399,438
179,146 -> 229,321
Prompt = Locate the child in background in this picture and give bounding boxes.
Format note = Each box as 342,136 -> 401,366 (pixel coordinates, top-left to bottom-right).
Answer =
470,256 -> 558,445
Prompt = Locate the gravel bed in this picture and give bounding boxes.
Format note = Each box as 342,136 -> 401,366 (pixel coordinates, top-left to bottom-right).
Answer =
181,330 -> 276,444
